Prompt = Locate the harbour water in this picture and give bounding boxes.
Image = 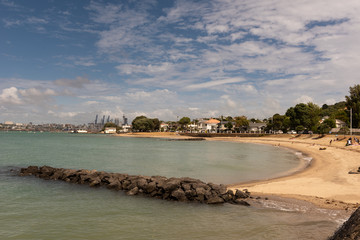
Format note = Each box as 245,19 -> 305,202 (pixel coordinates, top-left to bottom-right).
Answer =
0,132 -> 343,239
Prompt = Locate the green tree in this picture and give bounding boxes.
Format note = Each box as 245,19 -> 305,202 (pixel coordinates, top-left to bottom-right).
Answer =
234,116 -> 249,132
318,118 -> 336,134
178,117 -> 191,131
224,122 -> 233,131
266,114 -> 290,133
179,117 -> 191,126
132,116 -> 158,132
345,84 -> 360,128
286,102 -> 321,131
152,118 -> 160,131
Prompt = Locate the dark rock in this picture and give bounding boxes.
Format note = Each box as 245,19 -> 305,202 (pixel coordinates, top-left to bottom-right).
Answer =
136,177 -> 149,189
107,179 -> 122,189
208,183 -> 221,193
207,195 -> 225,204
181,183 -> 192,191
20,166 -> 39,176
127,187 -> 139,196
219,184 -> 227,195
144,181 -> 157,194
185,189 -> 196,200
234,199 -> 250,206
329,207 -> 360,240
163,178 -> 182,192
18,165 -> 251,206
89,177 -> 101,187
171,188 -> 187,201
235,189 -> 249,199
221,193 -> 234,202
195,187 -> 206,196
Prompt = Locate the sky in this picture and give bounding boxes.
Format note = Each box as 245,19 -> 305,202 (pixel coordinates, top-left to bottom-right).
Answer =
1,0 -> 360,124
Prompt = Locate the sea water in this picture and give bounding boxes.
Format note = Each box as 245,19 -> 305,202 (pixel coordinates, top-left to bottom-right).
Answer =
0,132 -> 342,239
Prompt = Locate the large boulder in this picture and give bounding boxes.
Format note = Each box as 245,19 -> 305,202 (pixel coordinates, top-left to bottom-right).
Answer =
171,188 -> 187,201
163,178 -> 182,192
20,166 -> 39,176
329,207 -> 360,240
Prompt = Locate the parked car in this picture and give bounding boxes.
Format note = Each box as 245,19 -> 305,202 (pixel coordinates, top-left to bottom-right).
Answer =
287,130 -> 297,134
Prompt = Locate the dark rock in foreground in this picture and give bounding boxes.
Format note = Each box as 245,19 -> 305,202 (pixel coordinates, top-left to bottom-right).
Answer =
328,207 -> 360,240
19,165 -> 250,205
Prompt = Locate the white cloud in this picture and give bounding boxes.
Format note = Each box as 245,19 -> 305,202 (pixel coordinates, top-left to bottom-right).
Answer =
295,95 -> 314,104
0,87 -> 22,104
185,78 -> 245,90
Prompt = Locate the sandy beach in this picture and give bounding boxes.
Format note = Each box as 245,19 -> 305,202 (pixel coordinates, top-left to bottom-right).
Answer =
117,132 -> 360,210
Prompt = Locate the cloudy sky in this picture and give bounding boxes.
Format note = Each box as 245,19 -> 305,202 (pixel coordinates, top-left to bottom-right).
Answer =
1,0 -> 359,124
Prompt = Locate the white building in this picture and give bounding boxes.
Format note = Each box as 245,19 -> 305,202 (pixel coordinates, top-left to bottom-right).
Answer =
104,127 -> 117,134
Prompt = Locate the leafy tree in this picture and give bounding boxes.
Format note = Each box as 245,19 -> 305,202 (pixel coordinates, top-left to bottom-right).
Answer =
266,114 -> 290,133
234,116 -> 249,132
152,118 -> 160,131
318,118 -> 336,134
345,84 -> 360,128
295,125 -> 305,133
224,122 -> 233,130
178,117 -> 191,131
178,117 -> 191,126
286,102 -> 321,131
132,116 -> 159,132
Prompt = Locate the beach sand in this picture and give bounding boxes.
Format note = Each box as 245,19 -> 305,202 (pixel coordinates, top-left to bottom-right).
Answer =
117,132 -> 360,211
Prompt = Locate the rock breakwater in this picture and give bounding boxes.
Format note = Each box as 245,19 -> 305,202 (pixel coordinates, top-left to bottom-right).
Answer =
19,166 -> 250,205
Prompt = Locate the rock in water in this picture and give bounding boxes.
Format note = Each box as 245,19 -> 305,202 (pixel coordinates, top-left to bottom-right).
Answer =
18,165 -> 251,206
328,207 -> 360,240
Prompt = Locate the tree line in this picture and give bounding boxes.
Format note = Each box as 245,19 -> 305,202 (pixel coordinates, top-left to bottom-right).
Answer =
131,85 -> 360,134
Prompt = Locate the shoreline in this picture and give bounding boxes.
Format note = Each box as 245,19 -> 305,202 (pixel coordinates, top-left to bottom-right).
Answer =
117,132 -> 360,211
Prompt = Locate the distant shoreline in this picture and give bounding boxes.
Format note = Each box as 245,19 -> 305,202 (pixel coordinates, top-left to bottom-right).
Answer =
117,132 -> 360,211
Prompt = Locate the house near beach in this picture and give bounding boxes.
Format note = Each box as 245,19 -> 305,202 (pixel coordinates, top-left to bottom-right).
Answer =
198,118 -> 220,133
104,127 -> 117,134
247,122 -> 266,133
217,120 -> 236,133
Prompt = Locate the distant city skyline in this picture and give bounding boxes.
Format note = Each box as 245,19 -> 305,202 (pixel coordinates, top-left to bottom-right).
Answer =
1,0 -> 360,124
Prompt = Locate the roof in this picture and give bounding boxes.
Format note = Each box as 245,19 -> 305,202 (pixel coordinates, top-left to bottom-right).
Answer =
205,119 -> 220,124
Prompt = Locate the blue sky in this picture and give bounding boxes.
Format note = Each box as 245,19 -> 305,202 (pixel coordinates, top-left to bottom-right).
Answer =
1,0 -> 360,124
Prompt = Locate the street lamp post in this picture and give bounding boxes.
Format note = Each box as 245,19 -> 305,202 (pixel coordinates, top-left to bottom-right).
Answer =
350,108 -> 353,136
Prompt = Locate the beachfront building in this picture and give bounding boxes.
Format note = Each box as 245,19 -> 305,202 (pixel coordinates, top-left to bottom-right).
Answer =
247,122 -> 266,133
336,119 -> 346,128
119,124 -> 131,133
217,120 -> 236,133
104,127 -> 117,134
197,118 -> 220,133
160,122 -> 169,132
187,123 -> 199,133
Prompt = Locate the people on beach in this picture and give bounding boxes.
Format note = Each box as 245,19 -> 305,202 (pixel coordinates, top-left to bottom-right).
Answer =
346,137 -> 353,146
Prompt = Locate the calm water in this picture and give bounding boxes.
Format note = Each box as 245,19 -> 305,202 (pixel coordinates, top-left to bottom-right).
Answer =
0,132 -> 341,239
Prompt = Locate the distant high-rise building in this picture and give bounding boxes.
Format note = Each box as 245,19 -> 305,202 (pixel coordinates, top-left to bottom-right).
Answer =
101,115 -> 105,125
114,118 -> 120,126
107,115 -> 110,123
123,115 -> 128,125
95,115 -> 98,125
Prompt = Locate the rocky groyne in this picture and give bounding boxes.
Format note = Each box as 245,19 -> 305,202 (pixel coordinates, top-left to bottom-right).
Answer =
19,166 -> 250,205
